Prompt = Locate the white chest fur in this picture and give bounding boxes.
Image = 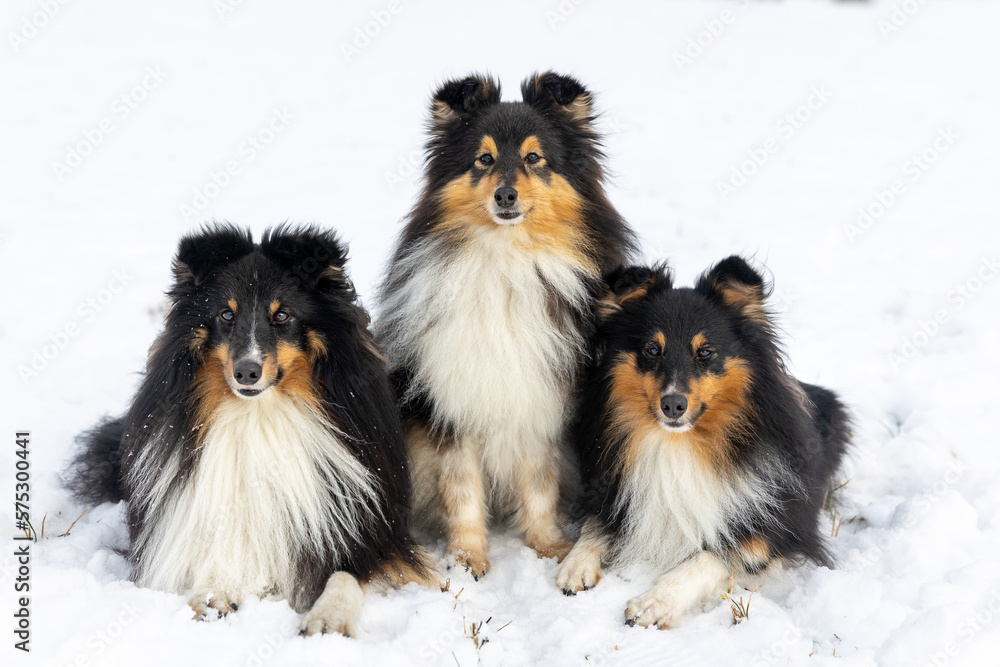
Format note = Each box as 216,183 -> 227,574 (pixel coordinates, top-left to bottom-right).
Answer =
130,390 -> 378,600
612,432 -> 773,570
381,231 -> 592,459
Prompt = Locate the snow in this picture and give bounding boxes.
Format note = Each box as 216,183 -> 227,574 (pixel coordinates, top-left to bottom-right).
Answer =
3,0 -> 1000,665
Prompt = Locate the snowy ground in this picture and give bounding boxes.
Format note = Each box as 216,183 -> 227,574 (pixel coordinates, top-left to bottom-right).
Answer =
3,0 -> 1000,665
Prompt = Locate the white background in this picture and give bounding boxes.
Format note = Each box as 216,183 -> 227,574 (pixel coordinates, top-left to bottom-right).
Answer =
2,1 -> 999,665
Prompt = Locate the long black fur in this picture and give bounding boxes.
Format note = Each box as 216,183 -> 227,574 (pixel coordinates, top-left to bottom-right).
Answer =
65,417 -> 125,505
575,256 -> 851,570
66,223 -> 428,611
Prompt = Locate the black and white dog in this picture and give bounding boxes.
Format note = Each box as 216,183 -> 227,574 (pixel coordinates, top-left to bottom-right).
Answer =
67,224 -> 437,636
557,259 -> 850,628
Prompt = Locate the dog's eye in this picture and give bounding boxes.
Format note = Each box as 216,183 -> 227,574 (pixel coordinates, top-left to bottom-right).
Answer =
220,309 -> 235,322
696,347 -> 715,360
643,343 -> 662,358
525,152 -> 541,164
479,154 -> 494,166
273,310 -> 290,323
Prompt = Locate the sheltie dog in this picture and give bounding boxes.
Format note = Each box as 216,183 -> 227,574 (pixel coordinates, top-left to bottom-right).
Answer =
377,72 -> 636,577
67,224 -> 436,636
556,257 -> 850,628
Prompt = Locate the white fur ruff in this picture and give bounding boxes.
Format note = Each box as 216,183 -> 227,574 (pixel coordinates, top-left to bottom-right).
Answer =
611,431 -> 786,571
127,389 -> 380,605
379,229 -> 591,487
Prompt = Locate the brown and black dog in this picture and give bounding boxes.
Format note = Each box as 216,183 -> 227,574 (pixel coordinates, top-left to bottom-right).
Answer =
377,72 -> 636,577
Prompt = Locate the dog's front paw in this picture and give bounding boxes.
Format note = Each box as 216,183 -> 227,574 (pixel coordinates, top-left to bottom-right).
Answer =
624,587 -> 682,629
299,605 -> 358,637
189,590 -> 241,620
446,545 -> 490,580
300,572 -> 363,637
556,545 -> 603,595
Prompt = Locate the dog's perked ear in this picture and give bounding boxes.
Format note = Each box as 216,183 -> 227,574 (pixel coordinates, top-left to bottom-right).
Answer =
595,264 -> 669,321
521,71 -> 596,130
696,255 -> 770,324
173,223 -> 254,287
429,74 -> 501,130
259,224 -> 351,292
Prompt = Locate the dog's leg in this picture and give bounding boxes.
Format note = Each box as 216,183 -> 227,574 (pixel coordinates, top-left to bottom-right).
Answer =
624,550 -> 731,629
299,571 -> 364,637
556,515 -> 609,594
438,441 -> 490,579
515,447 -> 572,561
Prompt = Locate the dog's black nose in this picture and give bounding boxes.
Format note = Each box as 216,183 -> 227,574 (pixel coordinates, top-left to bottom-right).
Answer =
660,394 -> 688,419
233,360 -> 262,385
494,187 -> 518,207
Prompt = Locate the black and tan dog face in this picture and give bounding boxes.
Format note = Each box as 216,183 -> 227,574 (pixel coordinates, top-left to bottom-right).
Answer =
425,72 -> 601,239
172,225 -> 352,402
599,259 -> 768,442
201,288 -> 317,399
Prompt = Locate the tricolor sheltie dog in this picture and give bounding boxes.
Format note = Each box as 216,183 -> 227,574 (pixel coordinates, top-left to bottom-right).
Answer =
67,224 -> 436,636
557,257 -> 850,628
377,72 -> 636,577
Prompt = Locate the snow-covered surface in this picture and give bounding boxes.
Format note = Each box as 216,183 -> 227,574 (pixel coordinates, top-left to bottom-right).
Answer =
3,1 -> 999,665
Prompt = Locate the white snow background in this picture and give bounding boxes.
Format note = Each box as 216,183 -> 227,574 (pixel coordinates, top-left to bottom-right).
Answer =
2,1 -> 999,665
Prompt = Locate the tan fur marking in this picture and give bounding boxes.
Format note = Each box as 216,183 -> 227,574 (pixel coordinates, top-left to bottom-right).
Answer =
227,298 -> 237,313
605,352 -> 660,470
363,550 -> 440,594
435,171 -> 595,272
564,95 -> 593,125
654,332 -> 666,350
680,358 -> 754,470
739,537 -> 771,566
306,330 -> 328,359
595,275 -> 657,320
431,100 -> 459,132
529,77 -> 592,125
191,343 -> 234,444
437,172 -> 500,229
319,264 -> 343,281
717,283 -> 768,325
269,300 -> 281,316
274,341 -> 319,408
607,353 -> 753,474
476,135 -> 498,164
520,136 -> 543,159
189,326 -> 209,354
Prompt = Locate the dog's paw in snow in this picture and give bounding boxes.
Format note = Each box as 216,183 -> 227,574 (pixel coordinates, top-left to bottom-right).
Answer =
555,516 -> 609,594
623,551 -> 732,629
189,590 -> 241,620
556,543 -> 604,594
446,541 -> 490,580
624,586 -> 685,629
299,572 -> 363,637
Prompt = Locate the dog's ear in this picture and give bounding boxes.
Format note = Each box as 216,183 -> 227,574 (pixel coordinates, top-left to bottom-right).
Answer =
260,224 -> 350,292
596,265 -> 669,320
521,71 -> 595,129
173,223 -> 254,287
696,256 -> 769,323
429,74 -> 501,130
